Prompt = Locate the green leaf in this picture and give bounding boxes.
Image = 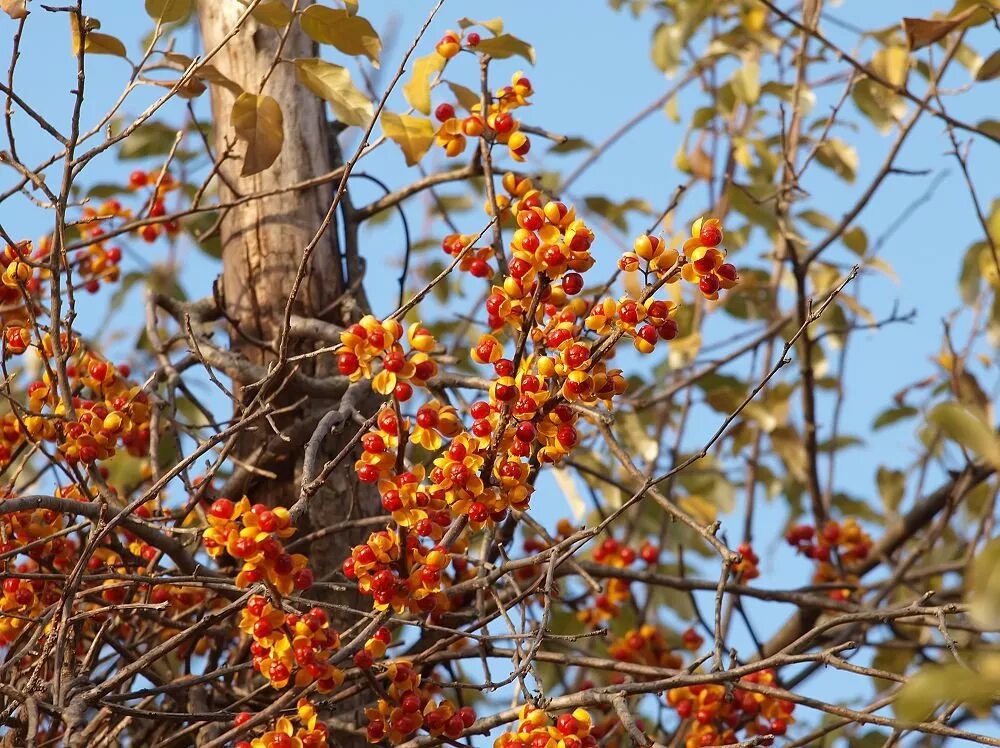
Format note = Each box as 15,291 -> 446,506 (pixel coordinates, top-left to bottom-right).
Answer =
472,34 -> 535,64
445,82 -> 480,112
118,122 -> 179,159
252,0 -> 293,27
927,402 -> 1000,469
895,661 -> 1000,722
381,112 -> 434,166
402,52 -> 445,115
294,58 -> 372,127
976,49 -> 1000,81
876,467 -> 905,512
145,0 -> 192,24
299,6 -> 381,66
872,405 -> 920,431
548,137 -> 592,154
978,119 -> 1000,140
231,93 -> 284,176
798,209 -> 837,231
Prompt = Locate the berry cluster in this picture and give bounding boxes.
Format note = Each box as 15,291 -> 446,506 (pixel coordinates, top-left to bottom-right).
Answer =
364,659 -> 476,743
494,705 -> 596,748
667,669 -> 795,747
127,168 -> 182,243
204,498 -> 314,595
337,318 -> 438,399
577,536 -> 658,627
1,346 -> 151,470
233,698 -> 329,748
433,71 -> 534,162
785,518 -> 871,600
239,596 -> 343,692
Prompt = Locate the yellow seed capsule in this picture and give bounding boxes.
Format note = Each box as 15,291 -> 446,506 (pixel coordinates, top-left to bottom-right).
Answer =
633,234 -> 662,261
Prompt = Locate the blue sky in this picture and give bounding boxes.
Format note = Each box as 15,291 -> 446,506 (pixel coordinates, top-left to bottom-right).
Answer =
1,0 -> 998,742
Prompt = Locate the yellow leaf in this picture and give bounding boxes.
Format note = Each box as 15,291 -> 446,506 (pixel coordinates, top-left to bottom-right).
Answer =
300,6 -> 381,67
381,112 -> 434,167
732,59 -> 760,104
457,17 -> 504,35
679,495 -> 717,523
231,93 -> 284,176
84,32 -> 128,58
294,58 -> 372,127
1,0 -> 27,20
144,0 -> 193,24
402,52 -> 445,115
473,34 -> 535,64
873,46 -> 910,88
551,467 -> 585,521
969,537 -> 1000,628
927,402 -> 1000,469
252,0 -> 293,28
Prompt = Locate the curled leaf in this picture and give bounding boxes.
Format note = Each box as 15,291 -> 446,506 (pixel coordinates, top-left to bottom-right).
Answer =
231,93 -> 284,176
402,53 -> 445,115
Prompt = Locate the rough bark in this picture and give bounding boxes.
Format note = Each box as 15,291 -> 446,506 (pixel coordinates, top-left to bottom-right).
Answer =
196,2 -> 377,737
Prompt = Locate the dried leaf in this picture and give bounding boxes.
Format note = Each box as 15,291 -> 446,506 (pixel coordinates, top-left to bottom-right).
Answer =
902,8 -> 975,51
402,52 -> 445,115
231,93 -> 284,176
70,17 -> 127,58
976,49 -> 1000,81
300,6 -> 381,67
381,112 -> 434,166
294,58 -> 372,127
144,0 -> 193,24
473,34 -> 535,64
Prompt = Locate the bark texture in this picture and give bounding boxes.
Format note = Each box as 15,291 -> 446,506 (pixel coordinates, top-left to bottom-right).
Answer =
196,3 -> 377,736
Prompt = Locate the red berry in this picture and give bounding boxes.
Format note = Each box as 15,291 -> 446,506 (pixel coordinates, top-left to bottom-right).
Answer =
209,498 -> 235,519
357,463 -> 379,483
515,421 -> 536,442
699,275 -> 720,295
129,170 -> 148,188
435,102 -> 455,122
769,719 -> 787,735
699,222 -> 723,247
469,258 -> 490,277
459,706 -> 476,727
556,714 -> 579,735
394,382 -> 413,401
465,32 -> 480,46
562,272 -> 583,295
337,351 -> 359,375
494,112 -> 515,134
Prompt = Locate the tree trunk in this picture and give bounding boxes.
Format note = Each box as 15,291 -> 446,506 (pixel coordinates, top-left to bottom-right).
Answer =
196,3 -> 376,738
